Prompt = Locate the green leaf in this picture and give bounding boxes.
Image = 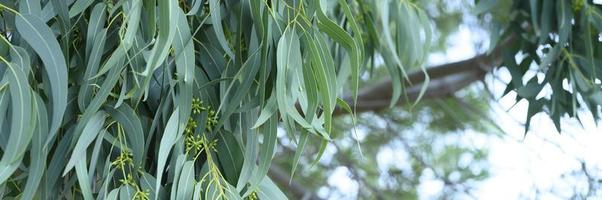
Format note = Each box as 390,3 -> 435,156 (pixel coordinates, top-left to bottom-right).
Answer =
19,0 -> 42,16
170,154 -> 187,200
78,29 -> 107,111
336,97 -> 352,114
176,161 -> 196,200
539,0 -> 553,43
301,50 -> 319,124
68,0 -> 95,17
75,154 -> 94,200
64,111 -> 106,175
246,117 -> 278,195
106,188 -> 119,200
256,178 -> 288,200
0,162 -> 19,186
215,50 -> 262,132
142,0 -> 157,40
15,14 -> 68,139
21,92 -> 49,200
0,90 -> 8,137
155,108 -> 183,198
43,128 -> 73,196
251,95 -> 277,129
236,123 -> 259,191
119,185 -> 136,200
122,0 -> 143,48
311,139 -> 328,168
50,0 -> 70,35
338,0 -> 364,106
140,0 -> 177,100
208,0 -> 234,58
525,99 -> 545,135
71,56 -> 126,158
7,44 -> 31,76
216,130 -> 244,183
193,182 -> 203,200
173,7 -> 195,132
105,104 -> 145,166
290,130 -> 308,181
84,3 -> 106,59
0,57 -> 34,184
305,32 -> 336,137
140,172 -> 160,200
276,26 -> 303,130
186,0 -> 203,15
374,1 -> 408,106
529,0 -> 540,33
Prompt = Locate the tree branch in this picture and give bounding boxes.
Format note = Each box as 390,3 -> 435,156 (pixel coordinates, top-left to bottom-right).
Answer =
279,36 -> 513,197
333,44 -> 505,115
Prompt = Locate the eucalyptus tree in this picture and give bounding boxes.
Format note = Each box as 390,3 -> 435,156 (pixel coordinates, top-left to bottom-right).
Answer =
0,0 -> 599,199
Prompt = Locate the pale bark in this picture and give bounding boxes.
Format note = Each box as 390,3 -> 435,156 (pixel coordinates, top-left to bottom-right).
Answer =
333,50 -> 502,115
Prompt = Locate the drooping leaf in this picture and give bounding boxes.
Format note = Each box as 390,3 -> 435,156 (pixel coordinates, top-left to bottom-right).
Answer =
15,14 -> 67,140
208,0 -> 234,58
0,56 -> 34,184
21,92 -> 49,200
155,108 -> 182,198
139,0 -> 177,100
105,104 -> 145,166
176,161 -> 196,200
64,111 -> 106,175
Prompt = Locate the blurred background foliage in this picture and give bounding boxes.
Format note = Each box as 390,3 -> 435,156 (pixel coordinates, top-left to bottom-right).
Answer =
271,0 -> 602,199
273,86 -> 498,199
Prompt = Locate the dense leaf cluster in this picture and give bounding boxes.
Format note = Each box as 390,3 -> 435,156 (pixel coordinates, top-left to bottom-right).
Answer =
0,0 -> 433,199
482,0 -> 602,133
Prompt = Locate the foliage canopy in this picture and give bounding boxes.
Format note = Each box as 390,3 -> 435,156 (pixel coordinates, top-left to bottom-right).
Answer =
0,0 -> 600,199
